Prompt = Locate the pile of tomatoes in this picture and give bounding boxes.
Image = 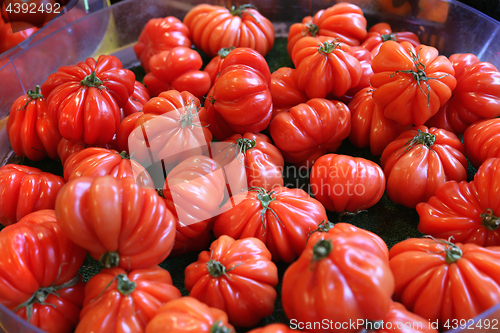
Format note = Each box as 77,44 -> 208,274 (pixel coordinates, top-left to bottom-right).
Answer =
1,1 -> 500,332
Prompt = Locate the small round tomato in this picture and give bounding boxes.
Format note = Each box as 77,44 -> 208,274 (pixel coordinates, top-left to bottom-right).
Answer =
389,237 -> 500,329
310,154 -> 386,213
371,41 -> 456,126
464,118 -> 500,168
214,186 -> 328,263
185,235 -> 278,327
133,16 -> 191,73
55,176 -> 176,270
282,232 -> 395,333
0,165 -> 65,226
381,126 -> 468,208
146,297 -> 235,333
183,4 -> 274,57
360,22 -> 420,57
291,36 -> 362,99
76,266 -> 181,333
269,98 -> 351,168
416,180 -> 500,247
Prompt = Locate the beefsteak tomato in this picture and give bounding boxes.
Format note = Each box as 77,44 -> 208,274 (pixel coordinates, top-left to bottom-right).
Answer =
360,22 -> 420,57
463,118 -> 500,168
310,154 -> 386,213
41,55 -> 135,145
204,47 -> 234,85
76,266 -> 181,333
133,16 -> 191,73
0,210 -> 86,333
389,237 -> 500,329
55,176 -> 176,270
270,67 -> 308,118
121,81 -> 150,117
380,126 -> 468,208
371,41 -> 456,126
185,235 -> 278,327
269,98 -> 351,168
183,4 -> 274,57
213,186 -> 328,263
0,164 -> 65,226
282,232 -> 395,333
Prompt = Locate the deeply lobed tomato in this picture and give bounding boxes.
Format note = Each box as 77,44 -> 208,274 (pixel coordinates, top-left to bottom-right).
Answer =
204,47 -> 235,84
464,118 -> 500,168
121,81 -> 150,117
270,67 -> 308,118
360,22 -> 420,57
185,235 -> 278,327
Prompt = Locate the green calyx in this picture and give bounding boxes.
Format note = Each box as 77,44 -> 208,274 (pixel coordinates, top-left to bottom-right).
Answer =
80,71 -> 104,88
312,239 -> 333,261
116,274 -> 136,296
397,129 -> 436,157
381,33 -> 397,42
424,236 -> 463,264
18,85 -> 44,111
230,4 -> 257,17
248,187 -> 283,231
100,251 -> 120,268
235,138 -> 256,155
210,321 -> 234,333
304,22 -> 319,37
318,39 -> 342,55
218,47 -> 235,58
481,208 -> 500,231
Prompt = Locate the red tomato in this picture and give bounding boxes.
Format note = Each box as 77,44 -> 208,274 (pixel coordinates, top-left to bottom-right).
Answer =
205,56 -> 273,140
381,126 -> 468,208
41,55 -> 135,145
270,67 -> 308,118
360,22 -> 420,57
183,4 -> 274,58
371,41 -> 456,126
76,266 -> 181,333
269,98 -> 351,168
416,180 -> 500,246
342,46 -> 374,100
120,90 -> 212,165
348,87 -> 410,156
213,132 -> 284,191
216,47 -> 272,86
144,46 -> 211,99
57,137 -> 120,166
291,36 -> 362,98
248,324 -> 301,333
7,85 -> 61,161
121,81 -> 150,117
0,210 -> 86,333
310,154 -> 386,213
146,297 -> 235,333
464,118 -> 500,168
55,176 -> 176,270
282,232 -> 395,333
214,186 -> 328,263
474,158 -> 500,223
204,47 -> 235,84
133,16 -> 191,73
389,237 -> 500,329
162,155 -> 226,252
287,2 -> 367,55
0,21 -> 38,53
426,53 -> 500,134
306,220 -> 389,260
185,235 -> 278,327
0,165 -> 65,226
63,147 -> 154,189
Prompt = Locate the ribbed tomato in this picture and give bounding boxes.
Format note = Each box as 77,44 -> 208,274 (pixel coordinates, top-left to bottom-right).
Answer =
56,137 -> 120,166
270,67 -> 308,118
282,232 -> 395,333
62,147 -> 154,189
464,118 -> 500,168
360,22 -> 420,57
133,16 -> 191,73
371,41 -> 456,126
7,85 -> 61,161
381,126 -> 468,208
291,36 -> 362,98
269,98 -> 351,168
204,47 -> 234,85
143,47 -> 211,99
76,267 -> 181,333
183,4 -> 274,57
185,235 -> 278,327
287,2 -> 367,55
0,210 -> 86,333
41,55 -> 135,145
310,154 -> 386,213
389,237 -> 500,330
213,132 -> 284,191
214,186 -> 328,263
121,81 -> 150,117
348,87 -> 410,156
55,176 -> 176,270
416,180 -> 500,246
0,165 -> 65,226
425,53 -> 500,134
146,297 -> 234,333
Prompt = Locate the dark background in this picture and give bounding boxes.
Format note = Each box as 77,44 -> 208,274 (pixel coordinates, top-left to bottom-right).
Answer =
458,0 -> 500,21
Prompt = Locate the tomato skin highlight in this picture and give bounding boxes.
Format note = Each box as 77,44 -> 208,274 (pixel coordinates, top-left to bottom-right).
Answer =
360,22 -> 420,57
55,176 -> 176,270
185,235 -> 278,327
381,126 -> 467,208
310,153 -> 386,213
463,118 -> 500,168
